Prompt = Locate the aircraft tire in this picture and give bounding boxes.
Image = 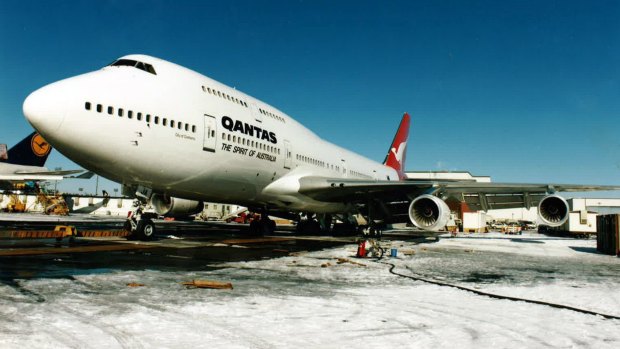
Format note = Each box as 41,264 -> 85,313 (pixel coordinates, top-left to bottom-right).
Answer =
264,218 -> 276,235
136,219 -> 156,241
304,220 -> 320,234
249,220 -> 262,236
124,220 -> 138,240
295,220 -> 306,233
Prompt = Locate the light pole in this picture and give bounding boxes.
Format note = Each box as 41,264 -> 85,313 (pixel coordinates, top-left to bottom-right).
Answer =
54,167 -> 61,194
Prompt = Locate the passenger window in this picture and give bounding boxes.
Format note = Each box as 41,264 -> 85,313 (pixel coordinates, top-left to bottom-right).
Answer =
163,118 -> 167,126
97,104 -> 102,112
154,116 -> 159,124
207,87 -> 212,94
128,111 -> 133,119
137,113 -> 142,121
170,120 -> 175,128
185,124 -> 189,131
146,114 -> 150,123
108,106 -> 114,115
178,123 -> 182,130
118,108 -> 124,117
85,102 -> 91,110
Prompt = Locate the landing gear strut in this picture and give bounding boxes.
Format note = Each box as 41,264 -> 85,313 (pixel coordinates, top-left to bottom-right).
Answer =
295,213 -> 321,234
362,225 -> 383,239
249,208 -> 276,236
125,200 -> 157,241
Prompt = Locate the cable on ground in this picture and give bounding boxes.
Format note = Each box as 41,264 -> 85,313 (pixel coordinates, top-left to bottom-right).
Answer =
378,261 -> 620,321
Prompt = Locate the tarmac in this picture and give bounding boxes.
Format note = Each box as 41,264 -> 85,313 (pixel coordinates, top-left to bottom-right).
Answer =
0,213 -> 432,280
1,213 -> 619,348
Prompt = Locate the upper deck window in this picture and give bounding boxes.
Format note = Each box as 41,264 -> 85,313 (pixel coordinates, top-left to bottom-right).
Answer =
109,59 -> 157,75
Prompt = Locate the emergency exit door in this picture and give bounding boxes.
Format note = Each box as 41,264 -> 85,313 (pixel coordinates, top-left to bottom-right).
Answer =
203,114 -> 217,152
284,140 -> 292,169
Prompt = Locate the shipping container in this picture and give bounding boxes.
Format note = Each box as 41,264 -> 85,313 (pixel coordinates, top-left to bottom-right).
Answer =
597,214 -> 620,256
463,212 -> 487,232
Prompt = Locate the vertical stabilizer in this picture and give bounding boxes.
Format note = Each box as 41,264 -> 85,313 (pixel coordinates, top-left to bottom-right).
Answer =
2,132 -> 52,167
383,113 -> 410,180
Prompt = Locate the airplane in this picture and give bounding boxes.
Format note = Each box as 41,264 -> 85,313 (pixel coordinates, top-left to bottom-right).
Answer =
21,54 -> 619,240
0,132 -> 90,189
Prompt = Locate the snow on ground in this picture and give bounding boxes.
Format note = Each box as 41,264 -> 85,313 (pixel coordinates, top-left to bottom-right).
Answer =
1,232 -> 619,348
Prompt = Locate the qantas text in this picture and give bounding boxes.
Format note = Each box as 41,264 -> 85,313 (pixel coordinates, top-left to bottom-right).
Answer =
221,116 -> 277,144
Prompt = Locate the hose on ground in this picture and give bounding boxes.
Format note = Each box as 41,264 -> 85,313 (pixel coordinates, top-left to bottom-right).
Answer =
378,261 -> 620,321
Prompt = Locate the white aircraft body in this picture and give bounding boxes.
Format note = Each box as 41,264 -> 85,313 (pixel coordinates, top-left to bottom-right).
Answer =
22,54 -> 619,239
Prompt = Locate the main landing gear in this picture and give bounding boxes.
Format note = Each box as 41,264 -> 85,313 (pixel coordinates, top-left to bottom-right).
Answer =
361,225 -> 383,239
295,213 -> 321,234
125,200 -> 158,241
248,209 -> 276,236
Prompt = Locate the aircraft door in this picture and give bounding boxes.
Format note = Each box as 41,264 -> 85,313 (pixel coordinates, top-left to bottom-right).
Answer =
203,114 -> 217,152
341,159 -> 347,178
283,140 -> 292,169
250,103 -> 262,123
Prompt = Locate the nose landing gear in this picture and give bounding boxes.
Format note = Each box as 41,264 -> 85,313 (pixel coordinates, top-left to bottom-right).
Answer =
125,200 -> 157,241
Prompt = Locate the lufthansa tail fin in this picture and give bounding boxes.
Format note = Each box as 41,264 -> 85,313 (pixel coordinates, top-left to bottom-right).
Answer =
2,132 -> 52,167
383,113 -> 410,180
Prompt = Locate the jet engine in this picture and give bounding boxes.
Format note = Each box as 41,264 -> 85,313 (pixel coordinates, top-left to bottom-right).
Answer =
538,194 -> 569,227
408,194 -> 451,231
150,194 -> 204,218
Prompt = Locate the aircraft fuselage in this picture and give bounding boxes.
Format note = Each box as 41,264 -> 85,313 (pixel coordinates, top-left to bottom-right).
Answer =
24,55 -> 398,213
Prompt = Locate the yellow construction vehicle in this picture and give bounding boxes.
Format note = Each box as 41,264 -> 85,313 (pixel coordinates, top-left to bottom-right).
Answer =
6,194 -> 26,213
36,188 -> 69,215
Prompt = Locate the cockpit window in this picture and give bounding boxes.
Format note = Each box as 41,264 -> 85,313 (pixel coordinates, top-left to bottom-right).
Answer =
109,59 -> 157,75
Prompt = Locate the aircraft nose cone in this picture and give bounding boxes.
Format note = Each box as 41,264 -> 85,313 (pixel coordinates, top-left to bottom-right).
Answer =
23,84 -> 66,135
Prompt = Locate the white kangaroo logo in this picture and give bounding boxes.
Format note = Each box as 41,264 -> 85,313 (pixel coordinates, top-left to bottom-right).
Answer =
390,141 -> 406,166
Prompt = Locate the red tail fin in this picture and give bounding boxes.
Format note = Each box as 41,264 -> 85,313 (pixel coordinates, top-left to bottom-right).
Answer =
383,113 -> 410,180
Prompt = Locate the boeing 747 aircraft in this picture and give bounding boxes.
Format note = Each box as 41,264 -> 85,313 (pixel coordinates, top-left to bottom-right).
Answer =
22,55 -> 619,239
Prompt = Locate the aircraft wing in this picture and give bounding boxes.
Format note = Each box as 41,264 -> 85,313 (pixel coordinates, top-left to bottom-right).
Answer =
0,170 -> 91,182
297,176 -> 620,211
0,174 -> 64,181
14,169 -> 84,176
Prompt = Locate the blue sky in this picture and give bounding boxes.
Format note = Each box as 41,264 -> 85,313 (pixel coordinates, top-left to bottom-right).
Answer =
1,0 -> 619,195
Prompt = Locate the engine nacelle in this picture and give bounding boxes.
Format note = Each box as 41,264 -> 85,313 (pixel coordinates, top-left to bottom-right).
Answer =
538,194 -> 569,227
150,194 -> 204,218
408,194 -> 451,231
